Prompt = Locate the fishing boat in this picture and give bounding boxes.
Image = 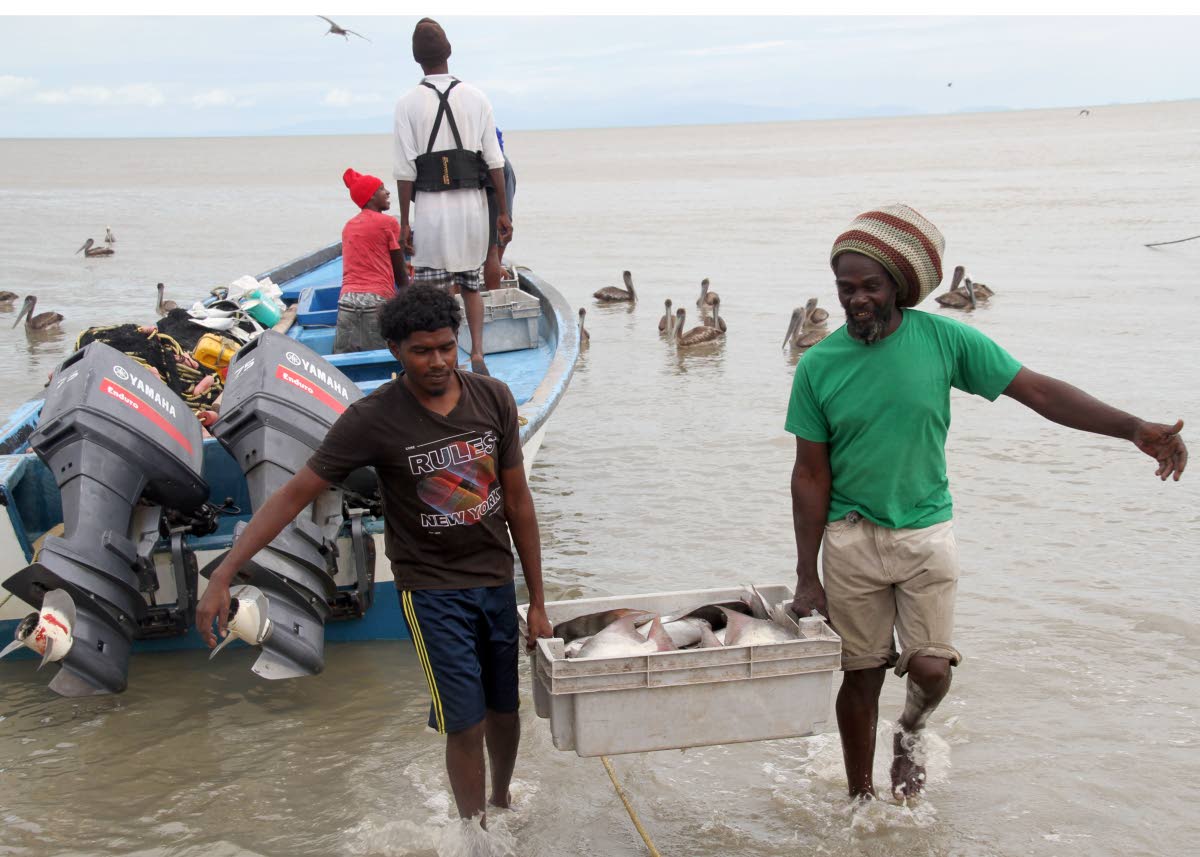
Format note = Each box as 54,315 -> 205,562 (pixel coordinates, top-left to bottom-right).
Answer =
0,241 -> 579,696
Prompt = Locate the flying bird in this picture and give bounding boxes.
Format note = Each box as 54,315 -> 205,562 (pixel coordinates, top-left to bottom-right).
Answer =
318,15 -> 371,42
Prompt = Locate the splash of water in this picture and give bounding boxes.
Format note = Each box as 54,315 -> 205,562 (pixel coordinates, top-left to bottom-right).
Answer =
436,815 -> 518,857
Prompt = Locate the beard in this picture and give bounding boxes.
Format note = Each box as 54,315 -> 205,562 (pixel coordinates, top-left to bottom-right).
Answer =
845,303 -> 894,345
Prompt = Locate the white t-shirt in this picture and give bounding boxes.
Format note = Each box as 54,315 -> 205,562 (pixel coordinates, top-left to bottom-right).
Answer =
393,74 -> 505,273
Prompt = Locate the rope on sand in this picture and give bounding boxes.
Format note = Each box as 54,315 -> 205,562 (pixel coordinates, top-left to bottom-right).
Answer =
600,755 -> 663,857
1145,234 -> 1200,248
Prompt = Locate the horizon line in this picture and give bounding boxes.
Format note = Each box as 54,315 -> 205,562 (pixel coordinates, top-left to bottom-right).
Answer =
1,96 -> 1194,143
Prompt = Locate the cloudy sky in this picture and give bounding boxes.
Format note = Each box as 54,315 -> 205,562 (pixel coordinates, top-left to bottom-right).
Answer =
2,14 -> 1197,138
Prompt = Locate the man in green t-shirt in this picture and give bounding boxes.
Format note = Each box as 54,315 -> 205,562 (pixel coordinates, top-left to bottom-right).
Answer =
786,204 -> 1187,803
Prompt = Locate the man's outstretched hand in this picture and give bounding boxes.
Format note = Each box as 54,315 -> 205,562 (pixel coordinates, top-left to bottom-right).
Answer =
1133,419 -> 1187,481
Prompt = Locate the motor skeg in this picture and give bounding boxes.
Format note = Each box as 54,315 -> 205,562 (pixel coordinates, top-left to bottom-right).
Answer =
2,342 -> 208,696
208,332 -> 363,680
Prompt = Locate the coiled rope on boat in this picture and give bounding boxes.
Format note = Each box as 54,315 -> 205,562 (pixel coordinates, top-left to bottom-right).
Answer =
600,755 -> 663,857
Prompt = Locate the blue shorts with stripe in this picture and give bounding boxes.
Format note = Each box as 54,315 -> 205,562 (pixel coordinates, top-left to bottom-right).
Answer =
399,583 -> 520,734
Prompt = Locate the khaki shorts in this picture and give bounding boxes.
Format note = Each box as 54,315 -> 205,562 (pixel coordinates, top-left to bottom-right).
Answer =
822,514 -> 962,676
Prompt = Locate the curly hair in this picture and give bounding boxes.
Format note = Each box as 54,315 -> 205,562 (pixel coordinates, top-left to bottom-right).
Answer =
379,284 -> 461,344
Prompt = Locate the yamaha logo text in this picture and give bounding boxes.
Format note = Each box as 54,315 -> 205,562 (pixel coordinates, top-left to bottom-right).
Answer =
284,355 -> 349,400
113,364 -> 177,418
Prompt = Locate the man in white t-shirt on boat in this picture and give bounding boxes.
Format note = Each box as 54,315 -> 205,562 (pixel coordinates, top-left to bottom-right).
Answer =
393,17 -> 511,377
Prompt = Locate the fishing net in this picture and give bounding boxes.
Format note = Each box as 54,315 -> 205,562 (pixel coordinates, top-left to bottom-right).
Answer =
153,308 -> 208,351
73,324 -> 224,416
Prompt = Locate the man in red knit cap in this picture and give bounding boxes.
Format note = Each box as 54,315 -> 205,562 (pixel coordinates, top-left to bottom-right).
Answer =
335,167 -> 407,353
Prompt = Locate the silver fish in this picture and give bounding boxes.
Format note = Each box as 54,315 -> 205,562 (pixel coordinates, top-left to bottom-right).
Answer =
563,636 -> 592,658
718,607 -> 797,646
554,608 -> 653,644
574,614 -> 677,659
659,616 -> 718,648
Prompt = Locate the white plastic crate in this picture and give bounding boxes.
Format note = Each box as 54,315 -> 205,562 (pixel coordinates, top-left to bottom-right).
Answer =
518,584 -> 840,757
455,287 -> 542,354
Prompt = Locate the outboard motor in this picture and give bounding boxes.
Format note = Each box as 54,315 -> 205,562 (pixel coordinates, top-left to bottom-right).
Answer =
2,343 -> 209,696
207,331 -> 364,680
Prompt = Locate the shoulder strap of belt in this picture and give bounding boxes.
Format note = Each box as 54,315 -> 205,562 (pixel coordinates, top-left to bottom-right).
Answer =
420,78 -> 464,154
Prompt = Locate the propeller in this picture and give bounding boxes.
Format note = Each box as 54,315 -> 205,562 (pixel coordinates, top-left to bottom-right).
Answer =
0,589 -> 77,667
209,585 -> 272,660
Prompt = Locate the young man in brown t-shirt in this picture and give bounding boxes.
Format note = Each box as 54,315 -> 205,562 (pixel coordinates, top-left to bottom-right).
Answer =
196,284 -> 553,825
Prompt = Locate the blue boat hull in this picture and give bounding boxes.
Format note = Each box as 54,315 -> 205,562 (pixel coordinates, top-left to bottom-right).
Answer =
0,242 -> 578,666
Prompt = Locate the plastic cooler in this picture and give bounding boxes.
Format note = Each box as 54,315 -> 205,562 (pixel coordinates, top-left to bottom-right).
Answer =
518,584 -> 841,757
455,287 -> 541,354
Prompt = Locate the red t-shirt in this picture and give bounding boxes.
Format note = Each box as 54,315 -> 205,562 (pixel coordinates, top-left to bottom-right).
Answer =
340,209 -> 401,299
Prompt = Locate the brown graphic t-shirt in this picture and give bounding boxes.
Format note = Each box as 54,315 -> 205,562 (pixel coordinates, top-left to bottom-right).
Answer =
306,370 -> 522,590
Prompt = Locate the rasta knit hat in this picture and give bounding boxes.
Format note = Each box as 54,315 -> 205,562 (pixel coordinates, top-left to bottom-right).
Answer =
343,168 -> 383,208
830,204 -> 945,307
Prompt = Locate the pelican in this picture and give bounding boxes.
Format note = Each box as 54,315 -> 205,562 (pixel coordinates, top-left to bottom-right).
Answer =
696,277 -> 719,308
703,295 -> 727,333
318,15 -> 371,42
783,299 -> 829,351
593,270 -> 636,303
934,267 -> 978,310
578,307 -> 590,346
0,291 -> 18,308
967,278 -> 995,299
13,295 -> 64,334
658,298 -> 674,335
156,282 -> 177,315
675,307 -> 725,347
75,238 -> 114,258
104,226 -> 116,246
807,301 -> 829,325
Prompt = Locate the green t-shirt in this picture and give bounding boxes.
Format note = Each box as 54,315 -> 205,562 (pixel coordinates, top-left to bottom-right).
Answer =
785,310 -> 1022,529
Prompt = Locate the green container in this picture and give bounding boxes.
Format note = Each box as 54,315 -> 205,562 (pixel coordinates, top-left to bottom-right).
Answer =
243,290 -> 284,327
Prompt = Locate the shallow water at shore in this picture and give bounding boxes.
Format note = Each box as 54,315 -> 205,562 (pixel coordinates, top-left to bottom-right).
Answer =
1,100 -> 1199,855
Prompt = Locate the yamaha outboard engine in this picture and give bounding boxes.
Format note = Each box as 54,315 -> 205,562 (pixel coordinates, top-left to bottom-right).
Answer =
207,332 -> 363,680
2,343 -> 209,696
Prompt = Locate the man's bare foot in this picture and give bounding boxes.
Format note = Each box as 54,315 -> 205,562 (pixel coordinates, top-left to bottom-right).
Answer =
890,730 -> 927,801
849,790 -> 877,805
470,355 -> 490,376
488,790 -> 512,809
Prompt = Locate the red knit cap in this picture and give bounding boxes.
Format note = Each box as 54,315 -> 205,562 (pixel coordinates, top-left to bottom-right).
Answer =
343,168 -> 383,208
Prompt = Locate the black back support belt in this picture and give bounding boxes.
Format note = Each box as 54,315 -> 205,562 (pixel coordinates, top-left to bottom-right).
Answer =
414,79 -> 487,193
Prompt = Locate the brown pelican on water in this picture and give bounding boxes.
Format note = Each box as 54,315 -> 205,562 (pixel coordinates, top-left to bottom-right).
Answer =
934,266 -> 978,310
703,295 -> 727,333
578,307 -> 590,346
318,15 -> 371,42
0,291 -> 18,308
783,299 -> 829,351
156,282 -> 178,315
967,277 -> 995,299
674,307 -> 725,347
593,270 -> 636,303
696,277 -> 719,308
104,226 -> 116,246
13,295 -> 64,334
75,238 -> 114,258
658,298 -> 674,335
